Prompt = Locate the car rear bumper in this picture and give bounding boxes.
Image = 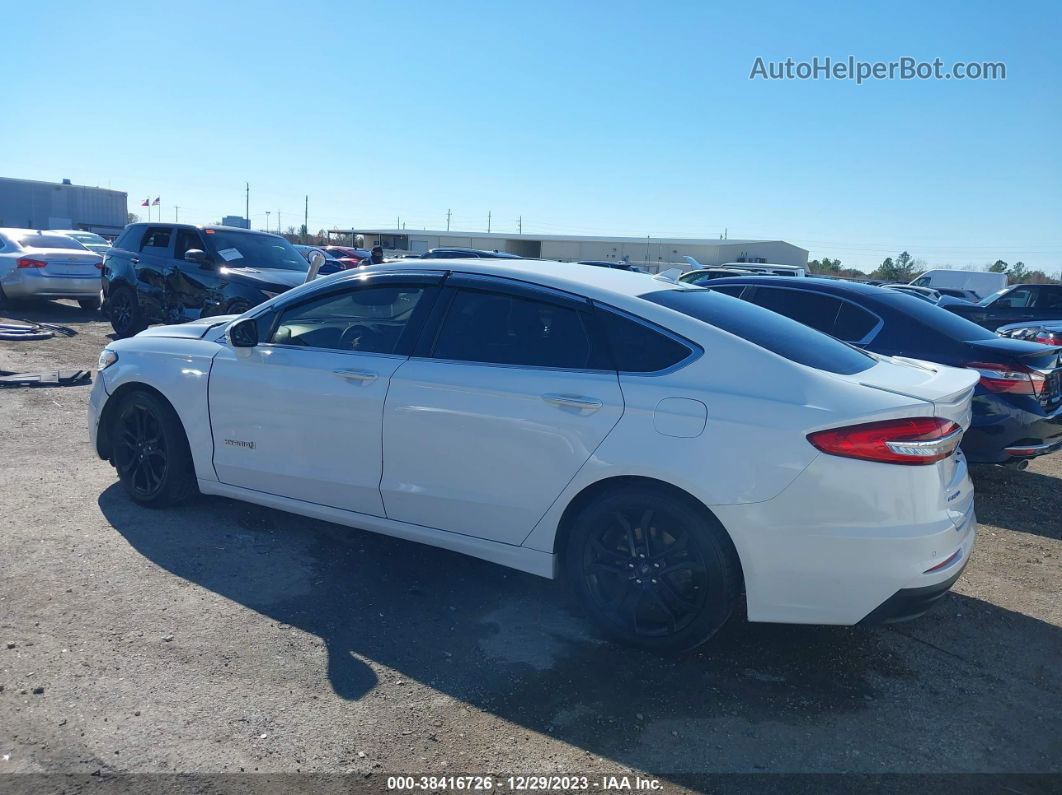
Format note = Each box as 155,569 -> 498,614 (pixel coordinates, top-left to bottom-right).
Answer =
963,396 -> 1062,463
1,270 -> 101,299
712,451 -> 977,626
859,556 -> 969,624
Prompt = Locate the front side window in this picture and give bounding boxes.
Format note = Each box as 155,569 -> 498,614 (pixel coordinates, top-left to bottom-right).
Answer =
993,287 -> 1034,308
432,289 -> 596,369
269,285 -> 432,355
174,229 -> 205,259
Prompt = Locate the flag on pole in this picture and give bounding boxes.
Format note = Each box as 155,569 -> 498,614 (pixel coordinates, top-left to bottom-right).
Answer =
141,198 -> 149,207
152,197 -> 160,205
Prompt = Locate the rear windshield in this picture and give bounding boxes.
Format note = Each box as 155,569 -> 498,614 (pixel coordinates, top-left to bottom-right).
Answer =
875,292 -> 996,340
641,288 -> 875,375
13,233 -> 88,251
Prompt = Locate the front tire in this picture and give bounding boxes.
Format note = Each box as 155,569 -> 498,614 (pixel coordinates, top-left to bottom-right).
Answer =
111,391 -> 198,507
78,296 -> 102,311
108,285 -> 146,338
566,486 -> 741,652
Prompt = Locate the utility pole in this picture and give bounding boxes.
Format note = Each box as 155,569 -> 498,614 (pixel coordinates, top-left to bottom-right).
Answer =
265,211 -> 270,232
277,209 -> 281,234
487,210 -> 491,233
446,209 -> 451,231
175,206 -> 180,222
245,182 -> 249,225
517,216 -> 522,234
304,195 -> 308,242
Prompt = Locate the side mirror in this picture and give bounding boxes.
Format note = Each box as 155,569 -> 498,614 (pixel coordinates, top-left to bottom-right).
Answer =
305,250 -> 326,283
184,249 -> 210,267
228,317 -> 258,347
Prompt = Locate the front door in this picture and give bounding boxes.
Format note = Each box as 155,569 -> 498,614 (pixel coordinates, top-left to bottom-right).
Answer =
209,275 -> 442,516
381,278 -> 624,545
167,228 -> 225,320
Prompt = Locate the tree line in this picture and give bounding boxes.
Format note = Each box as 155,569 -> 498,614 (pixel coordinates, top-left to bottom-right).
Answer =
809,252 -> 1061,285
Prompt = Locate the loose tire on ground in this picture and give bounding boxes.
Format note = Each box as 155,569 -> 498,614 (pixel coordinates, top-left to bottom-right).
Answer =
565,486 -> 741,652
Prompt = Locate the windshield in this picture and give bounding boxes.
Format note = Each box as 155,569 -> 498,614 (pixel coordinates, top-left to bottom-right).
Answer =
205,230 -> 307,271
979,287 -> 1011,306
14,232 -> 89,251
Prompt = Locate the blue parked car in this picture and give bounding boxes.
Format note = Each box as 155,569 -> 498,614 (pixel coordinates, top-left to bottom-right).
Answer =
687,275 -> 1062,467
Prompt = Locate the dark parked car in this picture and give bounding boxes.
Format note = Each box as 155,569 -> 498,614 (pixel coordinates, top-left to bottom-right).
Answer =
419,247 -> 522,259
997,320 -> 1062,346
696,276 -> 1062,466
102,224 -> 310,337
944,283 -> 1062,330
321,245 -> 371,266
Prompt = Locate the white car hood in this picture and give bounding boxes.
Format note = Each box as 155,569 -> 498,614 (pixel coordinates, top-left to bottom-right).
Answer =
134,315 -> 238,340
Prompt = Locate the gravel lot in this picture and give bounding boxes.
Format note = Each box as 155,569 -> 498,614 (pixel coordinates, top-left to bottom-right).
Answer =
1,300 -> 1060,790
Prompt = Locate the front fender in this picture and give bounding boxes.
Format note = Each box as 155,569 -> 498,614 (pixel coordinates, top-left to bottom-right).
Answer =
98,337 -> 221,482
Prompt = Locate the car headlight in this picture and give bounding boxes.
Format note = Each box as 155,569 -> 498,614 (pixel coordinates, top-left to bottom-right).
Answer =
98,349 -> 118,371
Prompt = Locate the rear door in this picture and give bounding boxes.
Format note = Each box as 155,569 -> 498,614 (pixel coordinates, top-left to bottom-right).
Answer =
134,226 -> 175,321
380,275 -> 623,545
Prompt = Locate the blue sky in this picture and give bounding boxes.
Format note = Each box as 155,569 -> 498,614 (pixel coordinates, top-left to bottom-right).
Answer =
3,0 -> 1060,273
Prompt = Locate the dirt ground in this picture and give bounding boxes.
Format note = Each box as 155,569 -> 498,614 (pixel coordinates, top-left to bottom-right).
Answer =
1,299 -> 1060,791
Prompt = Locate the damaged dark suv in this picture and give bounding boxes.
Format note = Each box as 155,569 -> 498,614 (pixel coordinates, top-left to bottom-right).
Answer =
102,224 -> 310,337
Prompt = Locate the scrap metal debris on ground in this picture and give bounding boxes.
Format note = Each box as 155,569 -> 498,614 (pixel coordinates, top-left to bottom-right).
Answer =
0,321 -> 78,341
0,369 -> 92,388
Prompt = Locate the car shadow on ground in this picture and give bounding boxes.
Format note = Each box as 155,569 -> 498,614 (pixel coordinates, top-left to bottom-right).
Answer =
0,298 -> 102,327
970,465 -> 1061,541
96,483 -> 1062,776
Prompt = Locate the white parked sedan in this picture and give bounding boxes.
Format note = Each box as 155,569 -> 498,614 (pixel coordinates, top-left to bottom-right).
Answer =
88,259 -> 979,650
0,228 -> 103,309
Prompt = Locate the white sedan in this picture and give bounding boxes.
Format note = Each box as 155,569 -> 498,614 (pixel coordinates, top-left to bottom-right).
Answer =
88,259 -> 979,650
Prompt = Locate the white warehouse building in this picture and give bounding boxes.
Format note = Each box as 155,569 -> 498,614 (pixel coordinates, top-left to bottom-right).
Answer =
330,228 -> 808,271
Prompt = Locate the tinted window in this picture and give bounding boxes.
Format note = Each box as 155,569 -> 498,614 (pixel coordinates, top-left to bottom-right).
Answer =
13,232 -> 88,250
174,229 -> 205,259
113,227 -> 140,251
994,287 -> 1034,307
706,284 -> 745,296
595,308 -> 692,372
433,289 -> 594,369
1035,287 -> 1062,309
140,227 -> 172,251
270,285 -> 431,354
833,301 -> 879,341
641,288 -> 875,375
744,286 -> 878,342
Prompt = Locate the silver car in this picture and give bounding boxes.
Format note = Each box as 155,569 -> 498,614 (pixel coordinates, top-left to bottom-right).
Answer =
0,228 -> 103,309
50,229 -> 112,256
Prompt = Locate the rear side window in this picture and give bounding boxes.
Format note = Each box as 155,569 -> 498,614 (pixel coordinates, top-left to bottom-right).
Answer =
594,307 -> 692,372
641,288 -> 875,375
1036,287 -> 1062,310
140,227 -> 172,252
876,292 -> 996,341
432,289 -> 596,369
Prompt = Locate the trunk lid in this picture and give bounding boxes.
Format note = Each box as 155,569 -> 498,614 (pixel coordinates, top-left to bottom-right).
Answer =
851,356 -> 979,428
29,248 -> 102,276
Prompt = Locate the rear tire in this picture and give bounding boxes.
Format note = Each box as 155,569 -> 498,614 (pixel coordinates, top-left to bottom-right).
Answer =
78,297 -> 102,311
226,299 -> 252,316
111,390 -> 198,507
565,486 -> 740,653
108,286 -> 145,338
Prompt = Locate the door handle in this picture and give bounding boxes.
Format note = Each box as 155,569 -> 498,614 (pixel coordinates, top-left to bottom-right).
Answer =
333,368 -> 378,383
542,393 -> 603,411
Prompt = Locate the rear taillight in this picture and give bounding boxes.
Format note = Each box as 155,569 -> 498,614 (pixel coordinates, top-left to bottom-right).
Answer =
969,361 -> 1043,396
95,262 -> 104,270
807,417 -> 963,465
16,257 -> 47,269
1034,331 -> 1062,346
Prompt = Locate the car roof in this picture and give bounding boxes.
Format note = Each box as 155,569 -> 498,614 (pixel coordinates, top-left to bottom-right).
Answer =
706,275 -> 899,298
124,222 -> 284,238
365,257 -> 664,300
